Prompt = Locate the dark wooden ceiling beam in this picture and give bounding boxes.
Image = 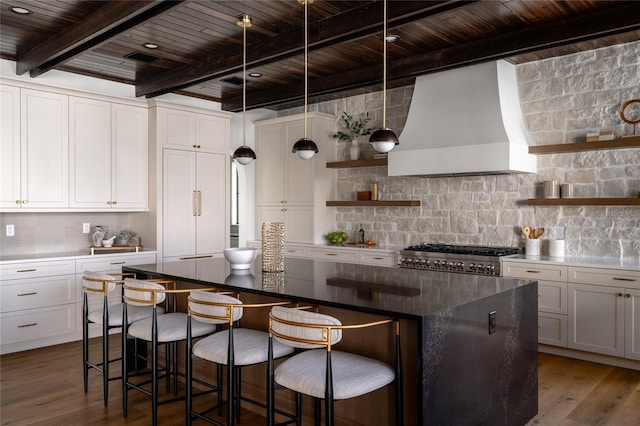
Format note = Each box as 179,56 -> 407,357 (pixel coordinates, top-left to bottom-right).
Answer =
136,1 -> 472,98
16,0 -> 181,78
223,2 -> 640,111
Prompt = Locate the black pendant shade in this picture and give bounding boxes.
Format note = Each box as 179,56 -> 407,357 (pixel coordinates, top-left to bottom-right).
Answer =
369,127 -> 399,153
232,145 -> 257,165
292,137 -> 319,160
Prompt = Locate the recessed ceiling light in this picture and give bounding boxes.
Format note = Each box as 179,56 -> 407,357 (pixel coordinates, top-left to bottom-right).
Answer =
10,6 -> 31,15
385,34 -> 399,43
143,43 -> 159,49
248,72 -> 262,78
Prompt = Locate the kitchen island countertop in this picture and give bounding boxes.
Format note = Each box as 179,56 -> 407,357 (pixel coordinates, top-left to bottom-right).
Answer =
124,256 -> 538,426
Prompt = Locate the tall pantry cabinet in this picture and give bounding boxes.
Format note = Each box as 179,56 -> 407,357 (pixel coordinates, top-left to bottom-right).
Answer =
254,112 -> 335,243
145,101 -> 232,261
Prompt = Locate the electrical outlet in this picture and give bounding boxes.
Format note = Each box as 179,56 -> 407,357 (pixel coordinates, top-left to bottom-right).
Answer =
488,311 -> 496,334
6,224 -> 15,236
83,223 -> 90,234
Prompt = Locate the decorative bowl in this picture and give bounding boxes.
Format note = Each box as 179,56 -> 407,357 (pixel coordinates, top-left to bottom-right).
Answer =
223,247 -> 258,270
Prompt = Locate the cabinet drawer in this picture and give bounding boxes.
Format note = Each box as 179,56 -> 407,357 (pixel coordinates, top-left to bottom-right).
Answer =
308,248 -> 359,263
1,305 -> 76,344
502,262 -> 566,282
1,274 -> 76,313
568,266 -> 639,289
538,280 -> 567,314
76,253 -> 156,274
359,252 -> 397,267
0,259 -> 76,280
538,313 -> 567,347
283,247 -> 308,258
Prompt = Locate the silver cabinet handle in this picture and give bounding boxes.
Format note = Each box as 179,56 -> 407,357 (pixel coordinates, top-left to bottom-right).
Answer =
197,190 -> 202,216
525,270 -> 541,273
17,292 -> 37,296
613,277 -> 636,282
17,269 -> 37,273
110,261 -> 126,265
192,190 -> 197,216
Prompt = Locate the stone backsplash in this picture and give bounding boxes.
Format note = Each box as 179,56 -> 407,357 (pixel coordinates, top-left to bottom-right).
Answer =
278,41 -> 640,258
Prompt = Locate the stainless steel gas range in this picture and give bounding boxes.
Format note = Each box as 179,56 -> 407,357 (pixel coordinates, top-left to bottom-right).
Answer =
398,244 -> 521,276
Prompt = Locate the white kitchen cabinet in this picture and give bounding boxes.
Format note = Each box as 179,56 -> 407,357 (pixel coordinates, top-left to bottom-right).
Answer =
0,259 -> 77,354
568,266 -> 639,360
0,85 -> 21,209
69,97 -> 148,210
568,282 -> 625,357
626,288 -> 640,361
255,112 -> 335,243
162,149 -> 228,260
256,206 -> 314,243
0,87 -> 69,210
503,261 -> 568,347
154,106 -> 228,154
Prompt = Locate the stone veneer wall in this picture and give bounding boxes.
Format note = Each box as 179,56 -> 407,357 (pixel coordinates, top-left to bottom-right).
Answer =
278,41 -> 640,258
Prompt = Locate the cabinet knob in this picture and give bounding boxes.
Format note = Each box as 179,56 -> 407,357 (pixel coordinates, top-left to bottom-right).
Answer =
618,293 -> 624,297
15,200 -> 20,204
625,294 -> 631,298
107,201 -> 112,205
21,199 -> 28,204
112,200 -> 117,205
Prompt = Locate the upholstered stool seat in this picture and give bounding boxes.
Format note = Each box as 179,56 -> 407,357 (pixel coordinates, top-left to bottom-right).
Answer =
87,302 -> 164,326
274,349 -> 395,400
128,312 -> 216,342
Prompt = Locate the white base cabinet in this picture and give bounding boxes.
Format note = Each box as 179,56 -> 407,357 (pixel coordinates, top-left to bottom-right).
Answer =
0,251 -> 156,354
503,261 -> 568,347
503,259 -> 640,365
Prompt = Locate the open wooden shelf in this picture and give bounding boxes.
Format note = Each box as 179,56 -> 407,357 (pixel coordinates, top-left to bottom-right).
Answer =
326,200 -> 420,207
527,198 -> 640,206
528,136 -> 640,154
326,158 -> 388,168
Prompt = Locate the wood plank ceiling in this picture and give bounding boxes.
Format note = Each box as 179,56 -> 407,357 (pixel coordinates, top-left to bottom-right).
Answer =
1,0 -> 639,112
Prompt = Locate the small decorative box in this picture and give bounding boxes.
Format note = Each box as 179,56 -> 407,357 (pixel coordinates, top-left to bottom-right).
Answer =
357,191 -> 372,201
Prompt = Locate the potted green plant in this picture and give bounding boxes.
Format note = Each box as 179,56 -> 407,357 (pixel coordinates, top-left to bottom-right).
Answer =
333,112 -> 374,160
118,229 -> 136,246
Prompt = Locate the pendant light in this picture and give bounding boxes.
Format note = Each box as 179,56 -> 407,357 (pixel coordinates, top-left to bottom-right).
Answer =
232,14 -> 257,166
291,0 -> 319,160
369,0 -> 399,153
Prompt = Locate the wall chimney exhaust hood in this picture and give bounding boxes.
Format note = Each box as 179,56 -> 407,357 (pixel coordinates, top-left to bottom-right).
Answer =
388,60 -> 536,177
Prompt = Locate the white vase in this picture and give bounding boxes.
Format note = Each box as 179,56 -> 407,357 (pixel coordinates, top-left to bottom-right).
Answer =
349,139 -> 360,160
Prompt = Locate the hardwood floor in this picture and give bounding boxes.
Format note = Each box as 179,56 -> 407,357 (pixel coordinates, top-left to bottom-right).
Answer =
1,336 -> 639,425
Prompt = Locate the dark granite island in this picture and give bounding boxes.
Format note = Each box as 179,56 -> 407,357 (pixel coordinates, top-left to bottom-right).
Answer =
124,257 -> 538,426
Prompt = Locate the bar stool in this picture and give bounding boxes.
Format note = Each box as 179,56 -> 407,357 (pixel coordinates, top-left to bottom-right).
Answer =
122,278 -> 219,426
186,291 -> 296,426
267,306 -> 403,426
82,271 -> 163,406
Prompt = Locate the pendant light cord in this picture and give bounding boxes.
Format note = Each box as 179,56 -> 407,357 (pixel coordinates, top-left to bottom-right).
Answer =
382,0 -> 387,127
242,17 -> 247,147
303,0 -> 309,139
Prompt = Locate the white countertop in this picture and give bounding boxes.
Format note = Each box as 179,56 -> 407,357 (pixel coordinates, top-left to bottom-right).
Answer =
0,249 -> 157,264
503,254 -> 640,272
